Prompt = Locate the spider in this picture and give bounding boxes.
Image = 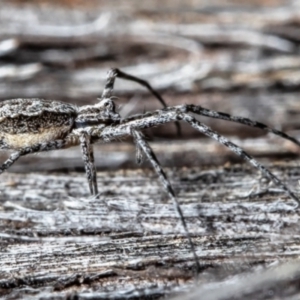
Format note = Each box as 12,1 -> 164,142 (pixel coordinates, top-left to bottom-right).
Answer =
0,68 -> 299,272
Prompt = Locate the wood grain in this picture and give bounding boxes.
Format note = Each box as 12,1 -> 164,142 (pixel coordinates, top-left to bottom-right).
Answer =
0,0 -> 300,299
0,163 -> 300,299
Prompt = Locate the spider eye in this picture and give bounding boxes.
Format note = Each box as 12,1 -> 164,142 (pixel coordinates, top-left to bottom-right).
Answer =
103,100 -> 116,111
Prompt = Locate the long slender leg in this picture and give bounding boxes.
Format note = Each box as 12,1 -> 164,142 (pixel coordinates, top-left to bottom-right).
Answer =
101,68 -> 168,106
89,143 -> 98,195
135,142 -> 144,165
0,140 -> 67,174
97,110 -> 300,205
131,129 -> 200,272
79,133 -> 98,195
101,68 -> 181,135
120,105 -> 300,147
187,105 -> 300,147
182,114 -> 300,205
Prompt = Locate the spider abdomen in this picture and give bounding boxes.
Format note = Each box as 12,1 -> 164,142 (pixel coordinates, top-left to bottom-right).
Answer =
0,98 -> 77,149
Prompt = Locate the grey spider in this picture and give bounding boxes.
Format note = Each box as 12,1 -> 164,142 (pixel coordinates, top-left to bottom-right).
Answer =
0,68 -> 299,272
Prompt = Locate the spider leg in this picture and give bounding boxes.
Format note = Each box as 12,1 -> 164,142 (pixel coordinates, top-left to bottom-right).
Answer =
97,108 -> 299,205
182,114 -> 300,205
79,133 -> 98,196
0,140 -> 67,174
121,105 -> 300,147
131,129 -> 200,272
101,68 -> 181,135
135,142 -> 144,165
187,105 -> 300,147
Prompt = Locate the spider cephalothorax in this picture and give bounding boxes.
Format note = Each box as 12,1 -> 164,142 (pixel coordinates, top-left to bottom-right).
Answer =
0,68 -> 299,272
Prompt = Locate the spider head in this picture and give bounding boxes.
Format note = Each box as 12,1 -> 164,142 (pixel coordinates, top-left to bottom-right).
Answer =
98,97 -> 115,112
97,97 -> 120,121
75,98 -> 120,128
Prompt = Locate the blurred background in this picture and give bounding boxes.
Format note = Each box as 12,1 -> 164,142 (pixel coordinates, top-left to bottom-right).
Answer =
0,0 -> 300,172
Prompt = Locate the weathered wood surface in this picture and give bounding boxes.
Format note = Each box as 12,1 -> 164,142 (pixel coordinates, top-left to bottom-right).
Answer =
0,163 -> 300,299
172,259 -> 300,300
1,0 -> 300,299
